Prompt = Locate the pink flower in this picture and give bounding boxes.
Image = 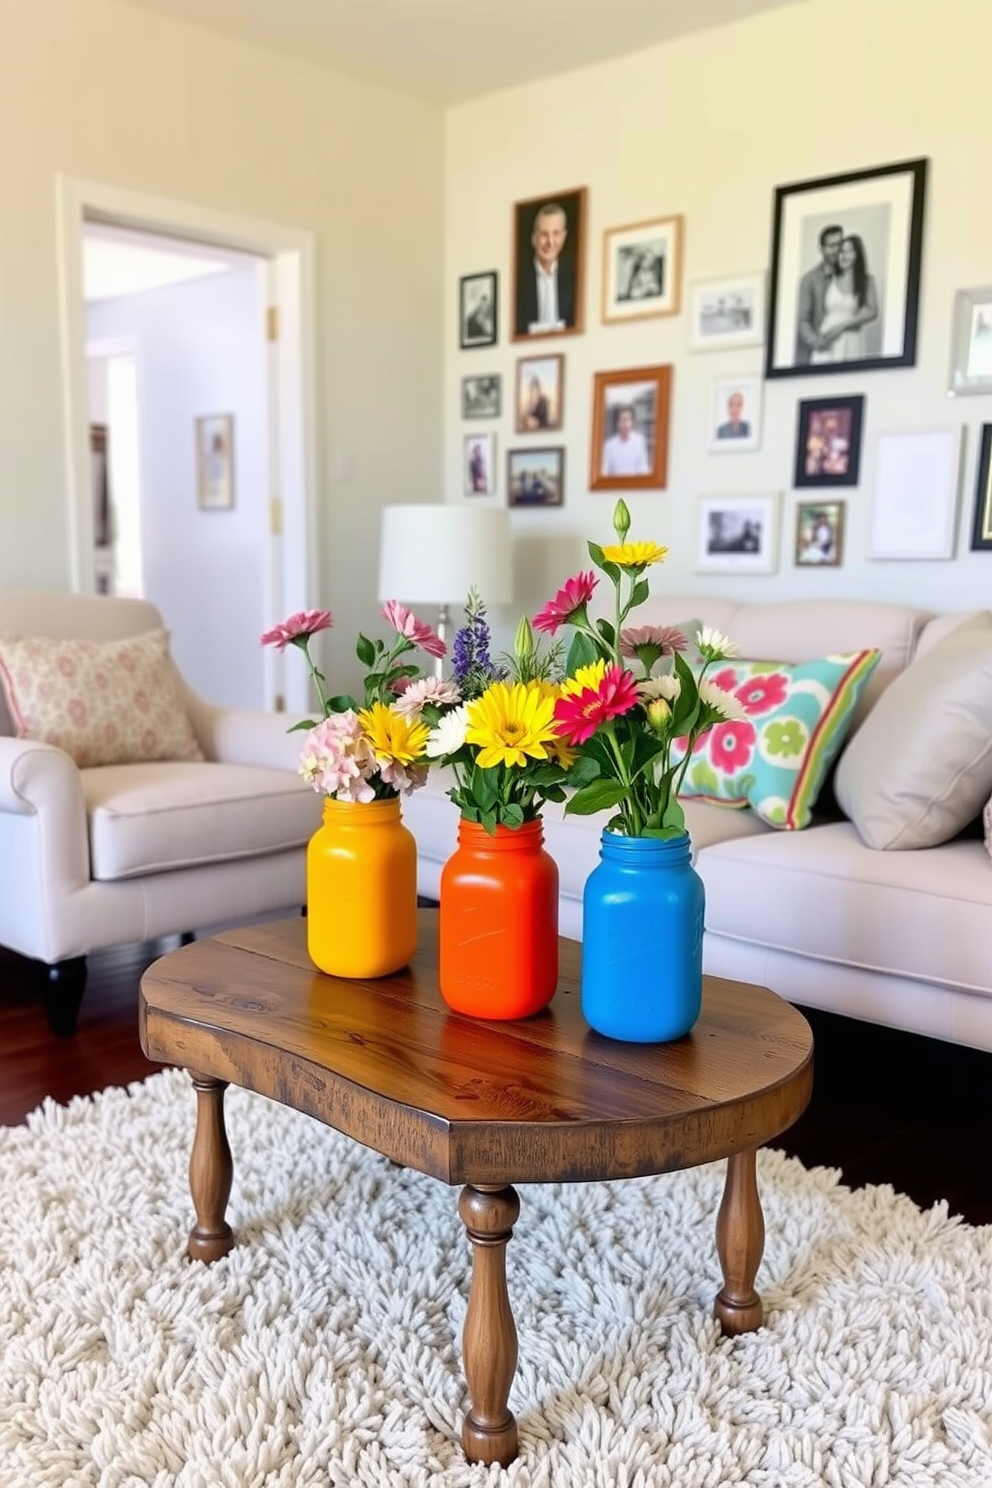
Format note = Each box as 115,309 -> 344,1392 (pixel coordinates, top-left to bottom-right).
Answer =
554,664 -> 640,746
381,600 -> 447,659
378,759 -> 430,795
734,672 -> 789,716
391,676 -> 462,717
260,609 -> 333,650
709,721 -> 755,773
298,712 -> 376,801
532,571 -> 598,635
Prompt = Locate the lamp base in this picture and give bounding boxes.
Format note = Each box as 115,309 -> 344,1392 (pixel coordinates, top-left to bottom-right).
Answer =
434,603 -> 451,680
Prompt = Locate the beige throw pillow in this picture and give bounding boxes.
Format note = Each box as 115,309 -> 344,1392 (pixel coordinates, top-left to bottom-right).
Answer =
0,628 -> 205,769
834,611 -> 992,850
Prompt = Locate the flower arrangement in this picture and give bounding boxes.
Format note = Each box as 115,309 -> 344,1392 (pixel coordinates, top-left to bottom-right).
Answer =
260,602 -> 457,802
425,593 -> 572,833
533,499 -> 745,839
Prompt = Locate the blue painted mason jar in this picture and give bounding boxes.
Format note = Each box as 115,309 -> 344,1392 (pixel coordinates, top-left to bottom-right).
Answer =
581,830 -> 705,1042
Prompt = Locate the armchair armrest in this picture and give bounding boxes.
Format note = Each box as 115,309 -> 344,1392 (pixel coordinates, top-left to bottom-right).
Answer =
0,739 -> 91,955
182,688 -> 314,773
0,736 -> 87,822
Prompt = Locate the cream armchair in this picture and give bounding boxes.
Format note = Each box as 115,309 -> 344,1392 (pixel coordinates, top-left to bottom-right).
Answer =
0,591 -> 322,1035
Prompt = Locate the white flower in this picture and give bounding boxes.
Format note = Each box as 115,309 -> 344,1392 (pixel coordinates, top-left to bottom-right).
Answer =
638,674 -> 681,703
697,626 -> 739,660
392,676 -> 462,718
426,704 -> 470,759
698,679 -> 749,722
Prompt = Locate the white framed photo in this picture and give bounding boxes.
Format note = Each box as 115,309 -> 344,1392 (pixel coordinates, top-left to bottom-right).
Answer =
948,286 -> 992,396
464,431 -> 496,497
696,493 -> 781,575
869,428 -> 963,560
601,215 -> 683,323
707,376 -> 763,453
688,273 -> 765,351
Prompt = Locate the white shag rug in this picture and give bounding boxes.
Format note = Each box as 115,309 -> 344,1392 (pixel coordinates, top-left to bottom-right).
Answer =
1,1070 -> 990,1488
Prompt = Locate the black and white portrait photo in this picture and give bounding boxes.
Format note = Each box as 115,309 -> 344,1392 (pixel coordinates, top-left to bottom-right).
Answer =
512,188 -> 587,341
602,216 -> 682,324
708,376 -> 762,453
688,273 -> 765,351
459,271 -> 498,350
766,158 -> 927,379
697,494 -> 780,575
461,374 -> 501,419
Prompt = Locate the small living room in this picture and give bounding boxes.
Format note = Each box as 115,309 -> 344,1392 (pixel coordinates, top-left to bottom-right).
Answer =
1,0 -> 991,1482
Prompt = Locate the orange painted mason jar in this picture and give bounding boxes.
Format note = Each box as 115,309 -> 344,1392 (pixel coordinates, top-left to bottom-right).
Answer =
438,817 -> 559,1019
306,796 -> 417,978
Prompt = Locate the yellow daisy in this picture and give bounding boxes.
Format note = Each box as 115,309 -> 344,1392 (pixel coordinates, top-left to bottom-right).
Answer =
466,681 -> 560,769
600,540 -> 668,568
558,659 -> 606,700
357,702 -> 429,764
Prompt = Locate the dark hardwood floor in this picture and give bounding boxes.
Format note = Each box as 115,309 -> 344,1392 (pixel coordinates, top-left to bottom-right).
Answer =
2,930 -> 989,1226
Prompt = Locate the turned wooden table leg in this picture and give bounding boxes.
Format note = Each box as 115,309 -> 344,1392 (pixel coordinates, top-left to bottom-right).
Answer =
713,1146 -> 765,1335
187,1073 -> 235,1263
458,1184 -> 520,1467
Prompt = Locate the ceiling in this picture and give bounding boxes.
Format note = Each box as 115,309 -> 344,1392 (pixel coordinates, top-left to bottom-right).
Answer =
118,0 -> 805,103
83,223 -> 257,303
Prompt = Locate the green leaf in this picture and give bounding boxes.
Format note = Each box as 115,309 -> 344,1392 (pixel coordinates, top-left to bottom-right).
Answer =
502,802 -> 525,828
480,808 -> 498,835
565,630 -> 599,674
630,578 -> 650,609
355,634 -> 377,667
588,541 -> 621,584
566,754 -> 602,789
326,694 -> 359,713
287,717 -> 320,733
471,765 -> 499,811
564,779 -> 630,816
596,617 -> 616,648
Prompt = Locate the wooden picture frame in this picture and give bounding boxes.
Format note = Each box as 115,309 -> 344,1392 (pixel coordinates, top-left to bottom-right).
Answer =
601,215 -> 683,324
793,395 -> 865,488
511,187 -> 587,342
970,424 -> 992,551
195,414 -> 235,511
795,500 -> 845,567
589,365 -> 672,491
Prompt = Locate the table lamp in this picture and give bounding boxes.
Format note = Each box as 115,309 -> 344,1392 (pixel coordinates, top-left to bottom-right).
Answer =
377,504 -> 513,674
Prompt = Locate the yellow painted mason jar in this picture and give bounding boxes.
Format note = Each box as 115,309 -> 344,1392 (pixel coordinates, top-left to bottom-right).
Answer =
306,796 -> 418,978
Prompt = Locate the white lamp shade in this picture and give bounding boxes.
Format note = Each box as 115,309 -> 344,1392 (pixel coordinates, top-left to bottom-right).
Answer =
377,504 -> 513,607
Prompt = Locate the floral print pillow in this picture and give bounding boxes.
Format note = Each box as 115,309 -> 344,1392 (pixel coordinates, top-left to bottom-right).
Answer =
673,650 -> 880,829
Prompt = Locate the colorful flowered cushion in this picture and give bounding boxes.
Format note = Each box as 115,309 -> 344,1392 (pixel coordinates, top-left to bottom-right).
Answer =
673,651 -> 880,830
0,629 -> 205,768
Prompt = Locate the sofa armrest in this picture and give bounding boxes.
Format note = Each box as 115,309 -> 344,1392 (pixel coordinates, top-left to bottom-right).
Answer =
181,688 -> 314,773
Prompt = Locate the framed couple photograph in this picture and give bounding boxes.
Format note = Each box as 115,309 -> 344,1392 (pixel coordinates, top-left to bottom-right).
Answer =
766,157 -> 928,379
707,376 -> 762,453
793,395 -> 865,487
461,374 -> 501,420
459,271 -> 498,350
696,493 -> 781,575
515,354 -> 563,433
688,273 -> 765,352
195,414 -> 235,511
795,500 -> 845,567
463,432 -> 496,497
972,425 -> 992,551
948,286 -> 992,397
511,187 -> 587,341
601,215 -> 683,324
507,447 -> 564,507
589,365 -> 672,491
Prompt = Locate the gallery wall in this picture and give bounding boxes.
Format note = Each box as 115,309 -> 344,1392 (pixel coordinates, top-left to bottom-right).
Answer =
444,0 -> 992,636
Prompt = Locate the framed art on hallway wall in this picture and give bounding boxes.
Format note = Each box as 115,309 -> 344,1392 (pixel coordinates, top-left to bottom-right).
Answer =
461,374 -> 501,419
688,272 -> 765,352
459,272 -> 498,349
511,187 -> 587,342
514,354 -> 563,433
793,395 -> 864,488
707,376 -> 762,453
507,447 -> 564,507
589,365 -> 671,491
464,432 -> 496,496
195,414 -> 235,511
970,424 -> 992,551
601,215 -> 683,323
696,493 -> 781,575
795,500 -> 845,567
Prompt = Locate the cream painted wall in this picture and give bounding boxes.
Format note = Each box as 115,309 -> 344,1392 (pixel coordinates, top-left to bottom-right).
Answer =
0,0 -> 443,692
445,0 -> 992,634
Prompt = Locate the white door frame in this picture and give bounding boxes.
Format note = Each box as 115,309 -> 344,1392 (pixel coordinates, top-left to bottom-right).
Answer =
55,174 -> 318,710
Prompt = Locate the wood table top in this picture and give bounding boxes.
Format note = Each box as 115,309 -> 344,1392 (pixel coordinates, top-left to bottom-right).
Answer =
139,912 -> 813,1187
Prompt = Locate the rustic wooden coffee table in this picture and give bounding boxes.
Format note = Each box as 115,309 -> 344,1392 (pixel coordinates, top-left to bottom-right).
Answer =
139,912 -> 813,1467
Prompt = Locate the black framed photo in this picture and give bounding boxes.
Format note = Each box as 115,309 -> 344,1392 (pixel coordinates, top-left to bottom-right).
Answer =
766,158 -> 927,379
512,187 -> 587,342
795,500 -> 845,567
507,447 -> 564,507
461,374 -> 501,419
972,424 -> 992,551
459,271 -> 498,350
793,396 -> 864,487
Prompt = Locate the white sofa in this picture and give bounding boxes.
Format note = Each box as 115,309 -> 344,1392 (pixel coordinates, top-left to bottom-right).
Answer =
0,591 -> 322,1033
404,597 -> 992,1056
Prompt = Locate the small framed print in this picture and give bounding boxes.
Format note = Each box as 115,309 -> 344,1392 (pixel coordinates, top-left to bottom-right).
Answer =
601,215 -> 683,323
696,493 -> 781,575
869,427 -> 963,560
795,500 -> 845,566
708,376 -> 762,453
688,273 -> 765,351
514,354 -> 564,433
793,395 -> 865,487
970,424 -> 992,551
461,374 -> 501,419
948,287 -> 992,397
590,365 -> 672,491
195,414 -> 235,510
459,271 -> 498,349
507,446 -> 564,507
464,431 -> 496,496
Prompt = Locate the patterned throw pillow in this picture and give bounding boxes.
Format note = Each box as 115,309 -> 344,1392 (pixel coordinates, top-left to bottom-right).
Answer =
0,628 -> 205,769
674,651 -> 880,830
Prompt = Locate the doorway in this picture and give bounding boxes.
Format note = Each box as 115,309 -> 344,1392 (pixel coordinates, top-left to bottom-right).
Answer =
56,177 -> 318,712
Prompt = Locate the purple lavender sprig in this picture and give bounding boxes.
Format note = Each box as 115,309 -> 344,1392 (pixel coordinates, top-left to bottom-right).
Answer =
451,589 -> 506,701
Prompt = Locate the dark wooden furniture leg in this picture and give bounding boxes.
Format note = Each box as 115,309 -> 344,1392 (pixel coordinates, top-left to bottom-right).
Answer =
187,1073 -> 235,1263
713,1146 -> 765,1335
42,956 -> 88,1038
458,1184 -> 520,1467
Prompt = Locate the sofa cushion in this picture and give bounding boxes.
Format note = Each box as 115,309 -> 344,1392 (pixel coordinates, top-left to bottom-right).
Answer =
674,651 -> 880,830
698,823 -> 992,998
0,629 -> 204,768
82,762 -> 321,881
834,611 -> 992,850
